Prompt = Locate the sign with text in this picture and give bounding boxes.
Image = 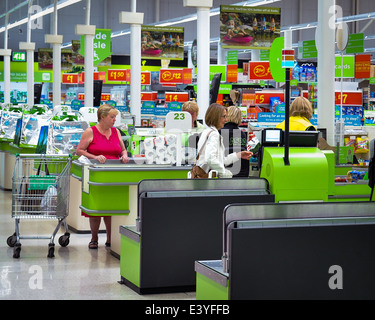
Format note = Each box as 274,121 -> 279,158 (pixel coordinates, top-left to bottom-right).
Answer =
62,73 -> 79,84
80,29 -> 112,66
335,91 -> 363,106
159,69 -> 184,84
249,61 -> 273,80
165,92 -> 189,103
355,54 -> 371,79
226,64 -> 238,82
220,5 -> 281,50
335,55 -> 355,78
107,69 -> 127,82
255,91 -> 284,105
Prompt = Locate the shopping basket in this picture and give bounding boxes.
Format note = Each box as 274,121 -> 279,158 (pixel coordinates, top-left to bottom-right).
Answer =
6,154 -> 72,258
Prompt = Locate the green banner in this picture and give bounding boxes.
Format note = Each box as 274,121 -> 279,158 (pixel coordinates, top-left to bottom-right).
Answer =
80,29 -> 112,66
346,33 -> 364,54
335,55 -> 355,78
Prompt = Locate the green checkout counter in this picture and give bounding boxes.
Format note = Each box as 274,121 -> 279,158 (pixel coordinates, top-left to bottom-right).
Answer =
71,159 -> 191,256
0,139 -> 37,190
259,129 -> 372,203
194,128 -> 374,299
195,201 -> 375,300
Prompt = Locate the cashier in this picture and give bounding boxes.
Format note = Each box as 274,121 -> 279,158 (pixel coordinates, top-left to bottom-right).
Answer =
276,96 -> 317,131
76,104 -> 129,249
182,101 -> 205,132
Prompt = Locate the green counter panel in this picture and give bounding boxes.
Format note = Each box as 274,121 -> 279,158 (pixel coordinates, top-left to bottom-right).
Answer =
260,147 -> 329,202
196,273 -> 229,300
9,143 -> 36,155
120,233 -> 141,288
88,168 -> 189,184
82,185 -> 129,213
81,166 -> 190,216
0,140 -> 12,151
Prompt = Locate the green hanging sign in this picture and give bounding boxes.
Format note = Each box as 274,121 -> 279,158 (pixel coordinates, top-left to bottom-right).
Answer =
80,29 -> 112,66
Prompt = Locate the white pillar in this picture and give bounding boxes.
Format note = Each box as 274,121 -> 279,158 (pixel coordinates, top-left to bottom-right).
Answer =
197,7 -> 211,121
184,0 -> 213,124
45,35 -> 63,107
84,34 -> 94,109
19,42 -> 35,106
0,50 -> 11,104
316,0 -> 336,145
251,49 -> 260,61
217,41 -> 225,65
75,24 -> 96,109
119,10 -> 144,126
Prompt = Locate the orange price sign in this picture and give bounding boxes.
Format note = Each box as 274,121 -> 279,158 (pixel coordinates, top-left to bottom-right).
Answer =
165,92 -> 189,103
107,69 -> 127,82
62,73 -> 79,84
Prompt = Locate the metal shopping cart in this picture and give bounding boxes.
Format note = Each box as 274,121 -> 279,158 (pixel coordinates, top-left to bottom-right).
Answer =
6,154 -> 72,258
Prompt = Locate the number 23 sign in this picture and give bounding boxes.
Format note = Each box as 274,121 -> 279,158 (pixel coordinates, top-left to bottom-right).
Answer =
165,111 -> 192,132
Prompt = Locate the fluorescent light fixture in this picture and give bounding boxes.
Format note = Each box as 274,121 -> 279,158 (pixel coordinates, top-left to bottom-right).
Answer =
0,0 -> 82,34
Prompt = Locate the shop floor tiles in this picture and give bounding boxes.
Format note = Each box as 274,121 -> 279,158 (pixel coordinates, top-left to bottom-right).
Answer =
0,189 -> 195,300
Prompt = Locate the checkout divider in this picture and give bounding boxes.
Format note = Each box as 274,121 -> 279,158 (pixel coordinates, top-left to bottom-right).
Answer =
119,178 -> 274,294
195,201 -> 375,300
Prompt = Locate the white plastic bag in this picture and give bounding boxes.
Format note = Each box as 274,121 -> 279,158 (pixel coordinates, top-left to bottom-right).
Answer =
41,185 -> 57,213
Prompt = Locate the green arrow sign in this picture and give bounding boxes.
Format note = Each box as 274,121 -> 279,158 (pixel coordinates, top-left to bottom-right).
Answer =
80,29 -> 112,66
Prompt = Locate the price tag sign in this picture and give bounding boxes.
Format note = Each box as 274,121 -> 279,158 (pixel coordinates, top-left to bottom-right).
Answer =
141,72 -> 151,85
255,92 -> 284,105
62,73 -> 79,84
165,92 -> 189,103
107,69 -> 127,82
335,91 -> 363,106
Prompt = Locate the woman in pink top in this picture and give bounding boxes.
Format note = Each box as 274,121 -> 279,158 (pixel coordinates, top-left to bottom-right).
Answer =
77,104 -> 129,249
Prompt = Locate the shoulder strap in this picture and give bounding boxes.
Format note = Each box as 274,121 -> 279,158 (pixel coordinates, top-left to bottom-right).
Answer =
196,130 -> 213,160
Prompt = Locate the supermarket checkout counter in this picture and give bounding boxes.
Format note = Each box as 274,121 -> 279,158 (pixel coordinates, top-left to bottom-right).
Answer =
0,140 -> 36,190
259,128 -> 371,202
119,178 -> 274,294
71,159 -> 191,256
195,201 -> 375,299
0,139 -> 13,190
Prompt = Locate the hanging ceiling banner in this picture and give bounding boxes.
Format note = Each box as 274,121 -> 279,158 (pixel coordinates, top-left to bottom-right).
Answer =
80,29 -> 112,66
220,5 -> 281,50
141,25 -> 184,60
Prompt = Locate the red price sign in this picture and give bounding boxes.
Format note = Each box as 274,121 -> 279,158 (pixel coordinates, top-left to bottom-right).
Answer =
101,94 -> 111,101
62,73 -> 79,84
141,72 -> 151,85
141,92 -> 154,101
160,69 -> 184,84
107,69 -> 127,82
165,92 -> 189,103
335,91 -> 363,106
255,92 -> 284,105
249,62 -> 273,80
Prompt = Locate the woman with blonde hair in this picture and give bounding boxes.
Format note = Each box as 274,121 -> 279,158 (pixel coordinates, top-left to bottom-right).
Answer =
220,106 -> 249,177
77,104 -> 129,249
182,101 -> 205,131
276,96 -> 316,131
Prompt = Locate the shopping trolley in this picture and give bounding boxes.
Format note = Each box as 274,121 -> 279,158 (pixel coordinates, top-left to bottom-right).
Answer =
6,154 -> 72,258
